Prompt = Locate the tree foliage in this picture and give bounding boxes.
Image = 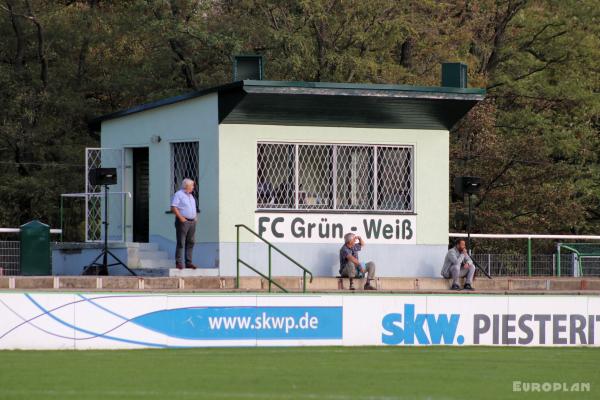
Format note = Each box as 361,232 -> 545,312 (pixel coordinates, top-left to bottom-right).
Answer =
1,0 -> 598,244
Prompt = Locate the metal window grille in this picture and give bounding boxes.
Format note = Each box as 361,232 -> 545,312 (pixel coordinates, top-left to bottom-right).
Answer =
298,145 -> 333,209
171,142 -> 199,205
257,143 -> 414,212
377,146 -> 413,211
257,143 -> 295,208
85,148 -> 125,242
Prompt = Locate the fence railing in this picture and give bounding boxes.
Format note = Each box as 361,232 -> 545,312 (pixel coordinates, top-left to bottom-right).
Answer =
471,253 -> 579,277
0,241 -> 19,276
451,233 -> 600,277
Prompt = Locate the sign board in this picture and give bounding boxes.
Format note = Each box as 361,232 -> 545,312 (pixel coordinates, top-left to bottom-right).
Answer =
1,293 -> 598,349
255,213 -> 416,244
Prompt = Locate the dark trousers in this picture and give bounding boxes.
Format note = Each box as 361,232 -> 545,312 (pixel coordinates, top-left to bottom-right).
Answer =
175,219 -> 196,265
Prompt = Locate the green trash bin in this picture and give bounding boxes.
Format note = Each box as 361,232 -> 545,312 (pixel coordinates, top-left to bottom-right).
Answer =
20,220 -> 51,276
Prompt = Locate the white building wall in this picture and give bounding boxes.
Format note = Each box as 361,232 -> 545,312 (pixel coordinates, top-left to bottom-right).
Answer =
218,124 -> 449,277
100,94 -> 220,268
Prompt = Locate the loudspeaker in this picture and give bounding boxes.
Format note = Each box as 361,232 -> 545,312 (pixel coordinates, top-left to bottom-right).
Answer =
453,176 -> 482,198
89,168 -> 117,186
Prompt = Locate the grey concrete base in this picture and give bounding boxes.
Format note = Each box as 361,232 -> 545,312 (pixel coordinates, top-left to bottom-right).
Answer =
52,239 -> 448,278
51,244 -> 130,276
149,236 -> 219,269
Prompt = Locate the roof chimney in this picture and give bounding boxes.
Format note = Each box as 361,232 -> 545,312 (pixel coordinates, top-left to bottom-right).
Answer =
233,55 -> 264,81
441,62 -> 468,88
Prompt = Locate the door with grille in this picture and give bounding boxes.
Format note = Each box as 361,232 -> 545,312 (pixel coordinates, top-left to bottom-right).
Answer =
133,148 -> 149,242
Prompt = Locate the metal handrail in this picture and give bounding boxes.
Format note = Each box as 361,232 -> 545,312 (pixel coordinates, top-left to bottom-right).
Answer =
235,224 -> 314,293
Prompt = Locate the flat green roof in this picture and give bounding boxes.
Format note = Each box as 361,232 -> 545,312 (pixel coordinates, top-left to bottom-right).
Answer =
243,79 -> 486,95
90,80 -> 485,131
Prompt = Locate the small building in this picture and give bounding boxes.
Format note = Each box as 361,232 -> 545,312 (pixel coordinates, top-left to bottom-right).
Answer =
89,63 -> 484,277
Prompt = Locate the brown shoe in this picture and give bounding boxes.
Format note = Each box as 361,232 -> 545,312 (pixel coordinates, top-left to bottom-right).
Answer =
185,263 -> 198,270
175,263 -> 184,270
364,283 -> 376,290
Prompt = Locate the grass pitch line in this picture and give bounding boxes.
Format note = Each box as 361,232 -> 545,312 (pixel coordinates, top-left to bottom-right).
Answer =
0,389 -> 437,400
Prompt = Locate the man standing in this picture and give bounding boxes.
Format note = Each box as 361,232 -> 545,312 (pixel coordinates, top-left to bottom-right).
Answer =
171,178 -> 197,270
339,233 -> 376,290
441,239 -> 476,290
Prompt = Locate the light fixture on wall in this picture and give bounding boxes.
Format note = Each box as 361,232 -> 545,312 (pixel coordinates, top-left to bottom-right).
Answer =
151,135 -> 162,144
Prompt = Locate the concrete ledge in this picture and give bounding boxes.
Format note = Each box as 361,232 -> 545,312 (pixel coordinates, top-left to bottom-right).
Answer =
14,277 -> 54,289
102,277 -> 140,290
548,278 -> 584,291
59,277 -> 97,289
235,277 -> 262,290
475,278 -> 509,290
265,277 -> 301,291
582,280 -> 600,290
306,277 -> 340,291
182,277 -> 222,290
508,278 -> 548,291
1,276 -> 599,294
416,278 -> 448,290
379,278 -> 417,291
143,278 -> 179,290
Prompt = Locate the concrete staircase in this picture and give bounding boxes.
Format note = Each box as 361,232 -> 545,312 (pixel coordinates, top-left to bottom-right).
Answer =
126,243 -> 218,277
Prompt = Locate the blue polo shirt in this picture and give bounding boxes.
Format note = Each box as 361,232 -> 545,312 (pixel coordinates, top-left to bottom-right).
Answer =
339,244 -> 361,274
171,189 -> 197,220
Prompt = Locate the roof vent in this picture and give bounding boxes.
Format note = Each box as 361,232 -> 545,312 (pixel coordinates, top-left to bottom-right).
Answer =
233,55 -> 264,81
441,62 -> 468,88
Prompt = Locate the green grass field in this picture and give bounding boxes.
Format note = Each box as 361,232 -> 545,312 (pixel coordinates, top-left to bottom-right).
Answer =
0,347 -> 598,400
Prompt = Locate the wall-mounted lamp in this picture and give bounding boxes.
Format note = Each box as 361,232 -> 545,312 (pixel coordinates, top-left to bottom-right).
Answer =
150,135 -> 162,144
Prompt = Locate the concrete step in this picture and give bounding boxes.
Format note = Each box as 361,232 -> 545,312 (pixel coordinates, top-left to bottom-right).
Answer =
168,268 -> 220,277
131,268 -> 220,277
138,242 -> 160,251
138,250 -> 170,260
138,259 -> 176,269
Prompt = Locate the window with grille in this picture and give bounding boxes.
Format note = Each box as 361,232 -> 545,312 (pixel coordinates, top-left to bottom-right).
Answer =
257,143 -> 413,212
171,142 -> 199,206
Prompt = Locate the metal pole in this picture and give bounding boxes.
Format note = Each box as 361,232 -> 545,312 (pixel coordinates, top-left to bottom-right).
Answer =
303,271 -> 307,293
236,225 -> 240,289
85,149 -> 89,242
60,196 -> 64,242
467,194 -> 472,253
268,246 -> 272,293
557,243 -> 561,277
373,146 -> 378,211
332,145 -> 338,210
527,237 -> 532,277
294,144 -> 299,209
101,184 -> 109,275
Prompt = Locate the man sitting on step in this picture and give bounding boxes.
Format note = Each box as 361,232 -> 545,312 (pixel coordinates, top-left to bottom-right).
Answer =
441,239 -> 475,291
339,233 -> 376,290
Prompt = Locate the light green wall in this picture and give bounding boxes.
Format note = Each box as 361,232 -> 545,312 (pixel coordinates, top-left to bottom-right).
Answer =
100,94 -> 219,242
218,124 -> 449,244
